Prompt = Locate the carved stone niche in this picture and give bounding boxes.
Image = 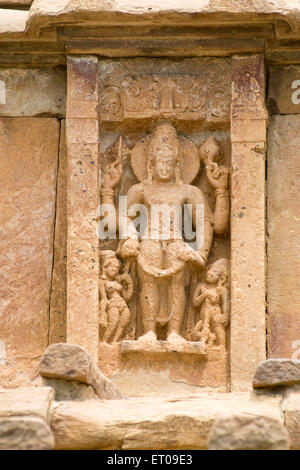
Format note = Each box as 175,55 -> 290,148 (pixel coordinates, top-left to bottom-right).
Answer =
98,59 -> 231,394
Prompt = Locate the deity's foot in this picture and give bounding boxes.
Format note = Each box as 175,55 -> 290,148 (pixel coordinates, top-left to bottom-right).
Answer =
167,331 -> 187,345
138,331 -> 157,343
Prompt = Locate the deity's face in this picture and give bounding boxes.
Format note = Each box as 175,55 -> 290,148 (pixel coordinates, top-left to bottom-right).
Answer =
153,142 -> 178,182
154,150 -> 175,182
149,124 -> 180,183
104,258 -> 120,279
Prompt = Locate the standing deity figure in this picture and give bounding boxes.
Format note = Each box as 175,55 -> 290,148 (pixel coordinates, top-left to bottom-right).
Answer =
99,250 -> 133,343
191,258 -> 229,348
100,123 -> 229,343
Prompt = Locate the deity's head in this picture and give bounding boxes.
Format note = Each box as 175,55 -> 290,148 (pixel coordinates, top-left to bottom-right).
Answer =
101,250 -> 120,279
147,123 -> 182,184
206,258 -> 228,286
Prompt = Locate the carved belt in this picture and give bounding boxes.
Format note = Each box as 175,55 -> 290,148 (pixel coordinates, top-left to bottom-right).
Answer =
137,253 -> 184,278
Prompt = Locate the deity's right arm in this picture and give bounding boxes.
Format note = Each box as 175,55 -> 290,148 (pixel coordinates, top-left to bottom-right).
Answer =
99,185 -> 120,235
100,187 -> 115,206
119,183 -> 144,241
100,155 -> 123,228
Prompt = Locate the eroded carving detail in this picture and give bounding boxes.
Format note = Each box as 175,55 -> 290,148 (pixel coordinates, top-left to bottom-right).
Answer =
99,59 -> 231,123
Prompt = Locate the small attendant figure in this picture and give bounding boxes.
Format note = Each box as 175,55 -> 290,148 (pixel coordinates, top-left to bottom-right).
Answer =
99,250 -> 133,343
191,258 -> 229,349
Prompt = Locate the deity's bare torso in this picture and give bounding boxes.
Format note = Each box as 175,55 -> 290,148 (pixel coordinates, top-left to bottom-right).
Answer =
126,181 -> 208,241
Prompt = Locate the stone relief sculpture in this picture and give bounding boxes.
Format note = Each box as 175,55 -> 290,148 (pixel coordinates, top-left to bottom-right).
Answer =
99,123 -> 230,346
99,250 -> 133,344
99,59 -> 231,123
189,258 -> 229,349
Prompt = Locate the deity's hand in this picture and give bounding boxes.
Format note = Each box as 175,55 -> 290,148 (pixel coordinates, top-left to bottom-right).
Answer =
177,246 -> 205,269
206,164 -> 228,190
102,159 -> 123,189
120,239 -> 140,259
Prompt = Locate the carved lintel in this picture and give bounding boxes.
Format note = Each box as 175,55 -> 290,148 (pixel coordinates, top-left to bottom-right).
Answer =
99,59 -> 231,123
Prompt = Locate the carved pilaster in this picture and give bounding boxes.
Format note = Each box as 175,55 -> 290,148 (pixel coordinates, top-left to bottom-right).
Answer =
230,55 -> 267,391
66,56 -> 99,362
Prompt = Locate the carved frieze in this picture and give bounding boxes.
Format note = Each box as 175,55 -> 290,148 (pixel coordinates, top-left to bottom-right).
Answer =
99,59 -> 231,123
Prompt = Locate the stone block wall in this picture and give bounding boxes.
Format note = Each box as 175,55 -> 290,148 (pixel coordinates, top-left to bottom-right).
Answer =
0,67 -> 67,386
267,68 -> 300,360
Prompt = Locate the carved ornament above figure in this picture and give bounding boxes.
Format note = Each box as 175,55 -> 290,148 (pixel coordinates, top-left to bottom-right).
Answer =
99,59 -> 231,123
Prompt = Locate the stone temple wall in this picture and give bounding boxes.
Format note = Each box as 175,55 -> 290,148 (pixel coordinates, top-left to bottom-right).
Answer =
0,1 -> 300,388
0,68 -> 67,386
0,0 -> 300,416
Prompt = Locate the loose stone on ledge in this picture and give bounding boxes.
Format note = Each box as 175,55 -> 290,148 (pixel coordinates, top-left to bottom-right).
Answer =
253,359 -> 300,389
39,343 -> 124,400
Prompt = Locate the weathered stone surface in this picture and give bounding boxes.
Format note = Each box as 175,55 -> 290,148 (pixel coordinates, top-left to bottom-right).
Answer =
27,1 -> 300,33
101,343 -> 229,394
282,388 -> 300,450
267,115 -> 300,359
253,359 -> 300,389
0,387 -> 54,422
43,378 -> 97,401
49,120 -> 67,344
110,369 -> 221,398
121,340 -> 207,357
0,417 -> 54,450
0,361 -> 32,389
0,118 -> 59,381
66,56 -> 99,362
0,68 -> 66,117
208,413 -> 289,450
230,55 -> 267,391
0,1 -> 32,6
50,392 -> 282,450
0,9 -> 28,34
39,343 -> 124,400
268,66 -> 300,115
0,0 -> 299,61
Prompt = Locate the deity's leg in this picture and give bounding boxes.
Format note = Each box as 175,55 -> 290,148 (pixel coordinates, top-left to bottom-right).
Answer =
165,241 -> 186,341
138,240 -> 163,339
167,269 -> 186,339
138,270 -> 159,338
